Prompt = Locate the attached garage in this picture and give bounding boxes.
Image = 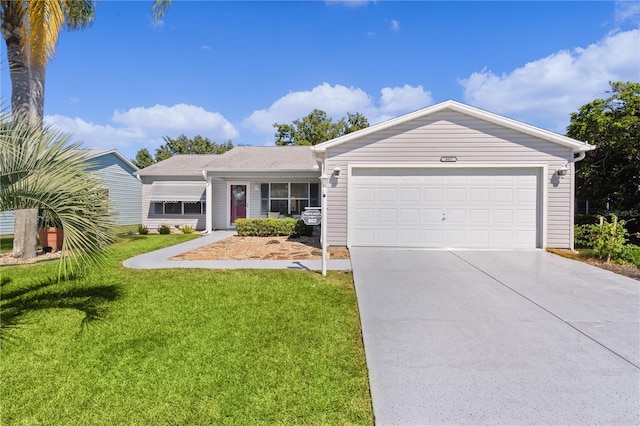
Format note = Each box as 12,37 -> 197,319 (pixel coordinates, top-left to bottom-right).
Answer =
349,167 -> 542,248
312,100 -> 595,250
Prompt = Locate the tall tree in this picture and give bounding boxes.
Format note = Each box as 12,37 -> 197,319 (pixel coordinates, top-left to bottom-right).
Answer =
132,135 -> 234,167
1,0 -> 95,260
274,109 -> 370,146
132,148 -> 154,169
0,112 -> 114,276
566,81 -> 640,213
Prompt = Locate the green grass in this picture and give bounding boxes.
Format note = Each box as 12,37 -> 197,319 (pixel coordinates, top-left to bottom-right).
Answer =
0,234 -> 372,425
0,236 -> 13,253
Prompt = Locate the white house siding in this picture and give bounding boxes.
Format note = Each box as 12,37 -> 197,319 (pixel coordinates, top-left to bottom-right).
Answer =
323,111 -> 575,248
89,153 -> 141,226
141,176 -> 206,230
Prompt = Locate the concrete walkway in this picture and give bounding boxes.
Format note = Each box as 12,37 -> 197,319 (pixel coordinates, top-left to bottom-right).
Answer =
122,231 -> 352,271
351,248 -> 640,425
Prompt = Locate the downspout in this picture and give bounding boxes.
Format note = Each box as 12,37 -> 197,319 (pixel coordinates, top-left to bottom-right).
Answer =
203,169 -> 213,233
311,148 -> 326,214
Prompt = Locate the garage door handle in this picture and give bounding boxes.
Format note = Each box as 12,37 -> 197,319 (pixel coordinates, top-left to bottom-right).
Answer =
442,213 -> 446,221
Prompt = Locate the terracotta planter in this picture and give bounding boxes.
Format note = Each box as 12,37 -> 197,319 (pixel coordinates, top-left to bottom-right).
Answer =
38,227 -> 64,251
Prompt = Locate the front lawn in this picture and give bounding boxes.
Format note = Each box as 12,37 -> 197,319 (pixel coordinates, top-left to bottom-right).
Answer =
1,235 -> 372,424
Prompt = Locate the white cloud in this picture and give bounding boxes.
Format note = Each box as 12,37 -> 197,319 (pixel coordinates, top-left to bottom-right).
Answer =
459,29 -> 640,131
243,82 -> 433,137
380,85 -> 432,114
45,104 -> 239,156
615,1 -> 640,24
390,19 -> 400,32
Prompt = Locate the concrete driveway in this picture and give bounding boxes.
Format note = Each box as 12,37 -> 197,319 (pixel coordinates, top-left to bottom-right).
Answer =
351,248 -> 639,425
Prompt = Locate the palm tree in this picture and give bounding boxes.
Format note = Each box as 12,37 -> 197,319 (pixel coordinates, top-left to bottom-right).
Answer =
0,112 -> 114,276
1,0 -> 95,260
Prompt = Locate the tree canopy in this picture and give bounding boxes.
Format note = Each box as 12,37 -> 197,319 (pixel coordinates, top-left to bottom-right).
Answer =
274,110 -> 369,146
566,81 -> 639,214
133,134 -> 234,168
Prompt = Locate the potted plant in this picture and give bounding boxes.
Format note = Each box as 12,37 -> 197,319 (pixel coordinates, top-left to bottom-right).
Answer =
38,212 -> 63,251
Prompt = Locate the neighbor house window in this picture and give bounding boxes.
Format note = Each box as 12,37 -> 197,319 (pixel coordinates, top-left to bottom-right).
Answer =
152,201 -> 206,215
259,183 -> 319,216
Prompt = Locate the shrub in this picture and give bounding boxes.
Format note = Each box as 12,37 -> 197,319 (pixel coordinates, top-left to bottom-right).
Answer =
294,220 -> 314,237
617,244 -> 640,267
235,218 -> 313,237
583,215 -> 627,263
137,224 -> 149,235
158,224 -> 171,235
180,225 -> 195,234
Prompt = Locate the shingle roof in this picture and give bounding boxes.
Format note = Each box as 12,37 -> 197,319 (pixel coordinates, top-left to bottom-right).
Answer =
204,146 -> 318,171
135,146 -> 319,176
135,154 -> 214,177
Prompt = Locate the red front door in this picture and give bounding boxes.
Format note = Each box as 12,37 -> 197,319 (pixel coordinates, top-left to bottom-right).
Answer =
230,185 -> 247,225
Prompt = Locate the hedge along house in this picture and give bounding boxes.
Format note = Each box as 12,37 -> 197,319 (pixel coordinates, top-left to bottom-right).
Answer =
312,100 -> 594,250
0,149 -> 141,235
136,147 -> 320,231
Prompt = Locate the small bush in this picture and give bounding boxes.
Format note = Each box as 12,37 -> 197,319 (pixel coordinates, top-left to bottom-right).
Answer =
294,220 -> 314,237
617,244 -> 640,267
582,215 -> 627,263
137,224 -> 149,235
235,218 -> 315,237
180,225 -> 195,234
158,224 -> 171,235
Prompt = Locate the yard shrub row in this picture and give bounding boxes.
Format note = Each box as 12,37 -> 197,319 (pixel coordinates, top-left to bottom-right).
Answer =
235,218 -> 313,237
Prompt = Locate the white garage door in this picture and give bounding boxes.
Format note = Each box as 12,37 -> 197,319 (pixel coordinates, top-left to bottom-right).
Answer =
350,168 -> 540,248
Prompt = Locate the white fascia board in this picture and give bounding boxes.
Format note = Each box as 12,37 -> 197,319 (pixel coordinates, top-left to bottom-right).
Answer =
312,100 -> 596,154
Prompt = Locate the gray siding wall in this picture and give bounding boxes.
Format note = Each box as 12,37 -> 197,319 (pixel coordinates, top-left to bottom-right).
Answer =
0,212 -> 15,236
141,176 -> 206,230
324,111 -> 575,248
89,154 -> 141,226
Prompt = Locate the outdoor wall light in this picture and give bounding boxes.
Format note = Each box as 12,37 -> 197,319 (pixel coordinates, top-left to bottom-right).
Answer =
556,165 -> 569,176
333,166 -> 341,177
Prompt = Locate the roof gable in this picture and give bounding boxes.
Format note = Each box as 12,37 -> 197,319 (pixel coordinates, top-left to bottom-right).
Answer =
312,100 -> 595,154
83,149 -> 139,172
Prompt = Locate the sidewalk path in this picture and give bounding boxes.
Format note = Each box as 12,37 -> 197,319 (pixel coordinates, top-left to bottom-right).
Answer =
122,231 -> 352,271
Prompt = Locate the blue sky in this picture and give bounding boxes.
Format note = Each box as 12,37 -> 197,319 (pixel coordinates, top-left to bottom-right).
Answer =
1,1 -> 639,161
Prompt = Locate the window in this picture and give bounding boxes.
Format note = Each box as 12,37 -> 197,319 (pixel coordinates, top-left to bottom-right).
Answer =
152,201 -> 206,215
259,183 -> 320,216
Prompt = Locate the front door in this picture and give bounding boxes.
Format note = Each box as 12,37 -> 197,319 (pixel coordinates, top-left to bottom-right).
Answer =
230,184 -> 247,225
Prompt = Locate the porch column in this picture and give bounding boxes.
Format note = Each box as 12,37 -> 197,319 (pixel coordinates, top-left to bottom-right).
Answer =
205,178 -> 213,232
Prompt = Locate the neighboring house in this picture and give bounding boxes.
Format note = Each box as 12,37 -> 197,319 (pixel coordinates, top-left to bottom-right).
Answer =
0,149 -> 141,235
137,100 -> 595,250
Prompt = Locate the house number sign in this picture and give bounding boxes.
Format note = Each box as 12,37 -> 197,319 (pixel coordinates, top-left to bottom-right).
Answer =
302,209 -> 322,225
440,156 -> 458,162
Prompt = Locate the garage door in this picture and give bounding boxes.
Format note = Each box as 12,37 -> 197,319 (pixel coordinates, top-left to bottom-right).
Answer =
350,168 -> 540,248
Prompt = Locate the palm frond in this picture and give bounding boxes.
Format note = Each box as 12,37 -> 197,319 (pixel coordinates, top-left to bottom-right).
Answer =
25,0 -> 66,66
0,112 -> 115,277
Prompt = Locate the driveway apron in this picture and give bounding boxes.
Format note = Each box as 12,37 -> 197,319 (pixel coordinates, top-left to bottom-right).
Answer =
351,248 -> 640,425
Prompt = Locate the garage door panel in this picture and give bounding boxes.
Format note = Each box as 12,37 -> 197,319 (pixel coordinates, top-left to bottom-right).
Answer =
423,208 -> 443,223
378,188 -> 397,201
446,188 -> 466,202
424,188 -> 443,202
350,168 -> 540,248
